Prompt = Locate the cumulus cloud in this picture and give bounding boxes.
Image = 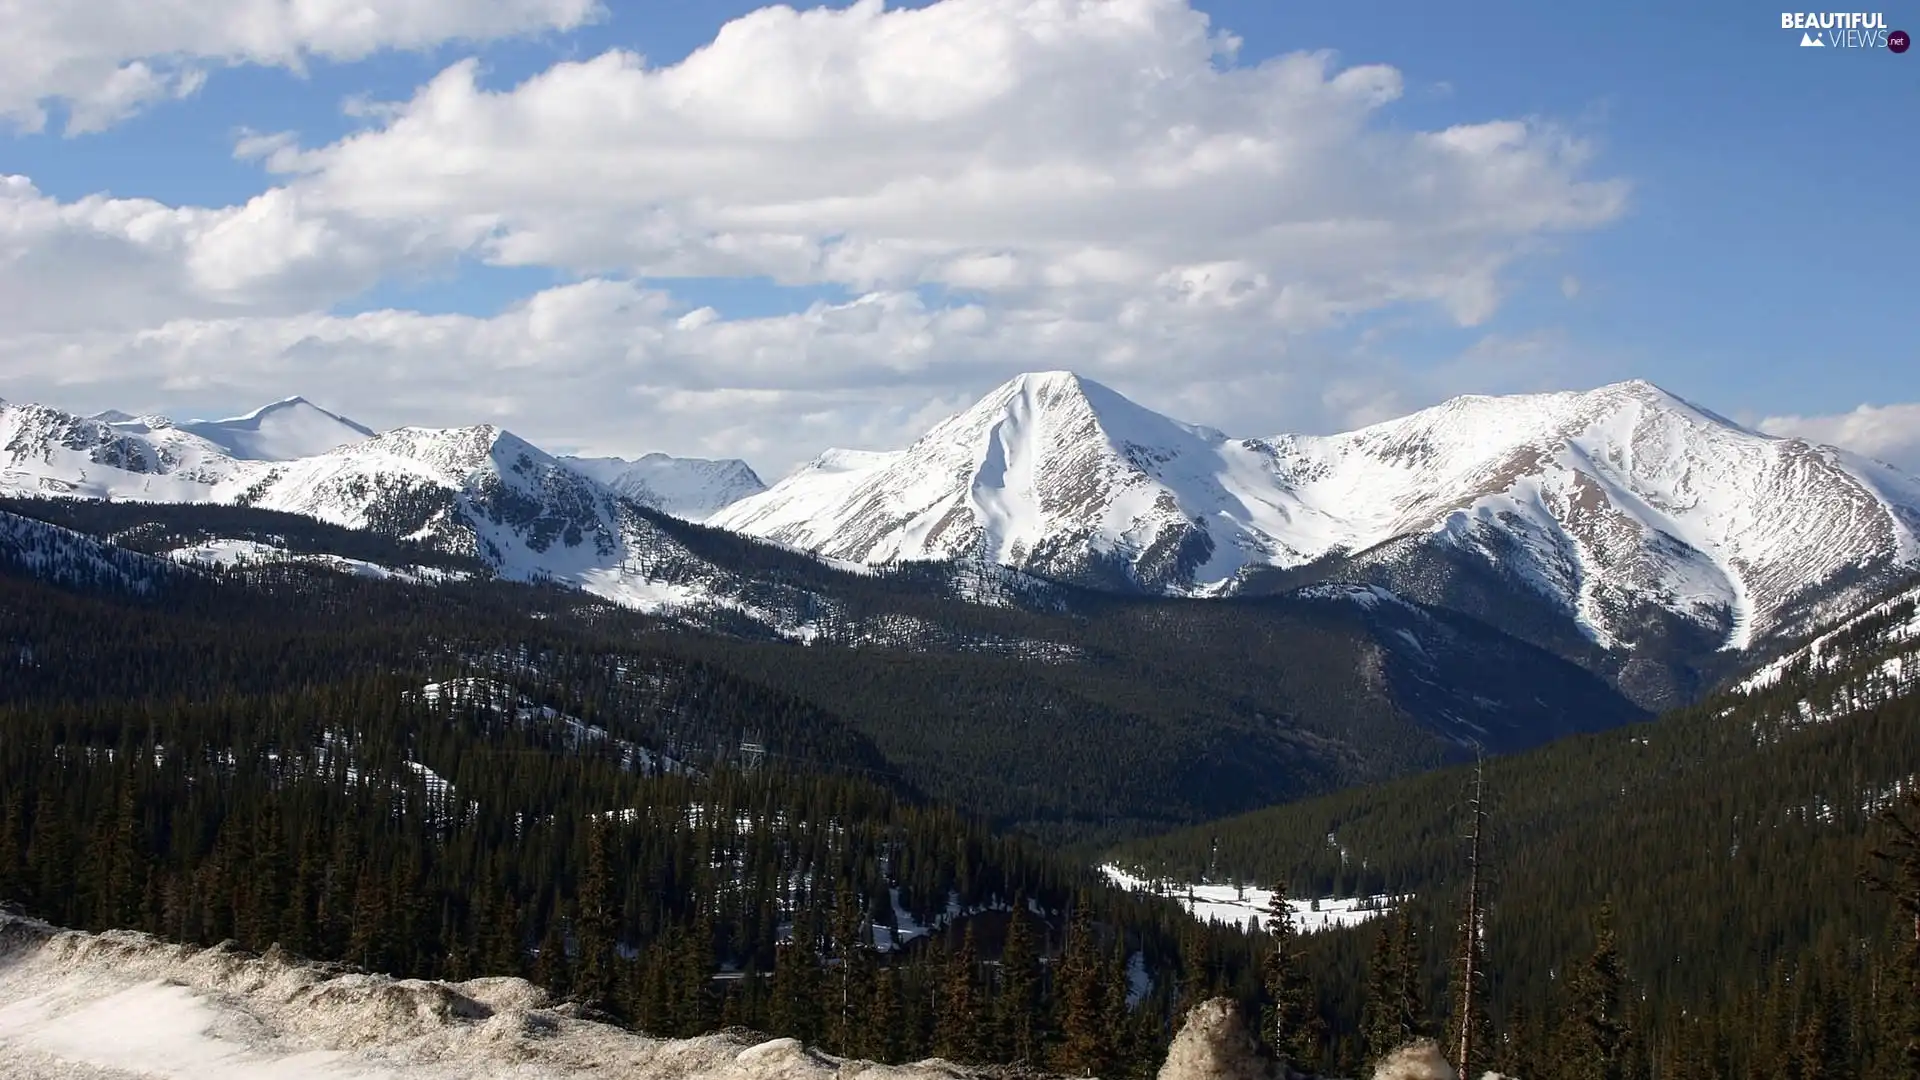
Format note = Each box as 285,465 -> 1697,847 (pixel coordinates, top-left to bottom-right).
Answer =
0,0 -> 601,133
0,175 -> 445,333
0,0 -> 1630,473
250,0 -> 1623,321
0,280 -> 1235,471
1762,403 -> 1920,473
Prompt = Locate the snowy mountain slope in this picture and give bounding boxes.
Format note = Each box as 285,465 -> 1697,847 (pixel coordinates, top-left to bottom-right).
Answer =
563,452 -> 766,521
1,398 -> 247,501
166,536 -> 475,585
713,375 -> 1920,664
712,373 -> 1253,592
216,425 -> 851,630
1727,576 -> 1920,736
178,395 -> 375,460
0,399 -> 812,628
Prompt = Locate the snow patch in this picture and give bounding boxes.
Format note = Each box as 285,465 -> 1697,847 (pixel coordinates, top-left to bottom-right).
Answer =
1100,864 -> 1399,934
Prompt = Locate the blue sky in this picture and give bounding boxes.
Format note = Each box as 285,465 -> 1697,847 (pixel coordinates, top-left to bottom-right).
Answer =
0,0 -> 1914,471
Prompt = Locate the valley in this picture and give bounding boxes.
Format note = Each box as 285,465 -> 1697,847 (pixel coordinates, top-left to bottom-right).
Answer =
2,377 -> 1918,1079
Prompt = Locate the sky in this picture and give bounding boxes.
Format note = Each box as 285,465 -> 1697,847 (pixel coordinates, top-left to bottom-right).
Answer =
1,0 -> 1915,477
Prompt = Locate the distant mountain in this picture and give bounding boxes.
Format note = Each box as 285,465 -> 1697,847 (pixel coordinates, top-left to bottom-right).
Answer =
712,372 -> 1920,707
563,452 -> 765,521
178,396 -> 375,460
0,397 -> 786,622
0,404 -> 665,623
12,378 -> 1920,713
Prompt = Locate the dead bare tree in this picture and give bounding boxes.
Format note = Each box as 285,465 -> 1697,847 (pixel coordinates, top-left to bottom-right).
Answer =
1453,750 -> 1492,1078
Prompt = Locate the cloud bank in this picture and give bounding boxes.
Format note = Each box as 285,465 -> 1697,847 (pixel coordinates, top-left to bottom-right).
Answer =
1,0 -> 1633,472
1762,403 -> 1920,474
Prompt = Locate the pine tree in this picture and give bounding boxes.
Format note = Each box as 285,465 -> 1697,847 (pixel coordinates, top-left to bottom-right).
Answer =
345,866 -> 389,972
103,777 -> 146,930
637,938 -> 676,1035
249,796 -> 288,948
1261,879 -> 1322,1069
770,907 -> 822,1043
482,886 -> 523,977
829,889 -> 872,1057
27,788 -> 70,923
865,962 -> 902,1064
1175,922 -> 1210,1021
1561,901 -> 1630,1080
1451,758 -> 1492,1080
283,833 -> 318,957
678,897 -> 716,1034
1864,787 -> 1920,1079
997,900 -> 1043,1065
0,791 -> 24,903
532,905 -> 572,999
575,819 -> 617,1009
1052,897 -> 1107,1077
1363,912 -> 1424,1065
934,923 -> 983,1062
1795,982 -> 1845,1080
1103,939 -> 1139,1080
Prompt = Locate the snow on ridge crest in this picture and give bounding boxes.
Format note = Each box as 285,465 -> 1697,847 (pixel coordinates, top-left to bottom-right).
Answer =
715,372 -> 1920,652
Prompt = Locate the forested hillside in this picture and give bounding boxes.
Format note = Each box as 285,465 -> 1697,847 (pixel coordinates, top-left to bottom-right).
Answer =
0,499 -> 1644,843
0,558 -> 1221,1076
1112,574 -> 1920,1077
6,499 -> 1917,1078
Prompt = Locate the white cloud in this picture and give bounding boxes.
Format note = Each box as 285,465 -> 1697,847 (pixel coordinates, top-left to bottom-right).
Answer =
0,0 -> 601,133
0,280 -> 1214,467
0,176 -> 438,333
1761,403 -> 1920,473
241,0 -> 1623,315
0,0 -> 1631,472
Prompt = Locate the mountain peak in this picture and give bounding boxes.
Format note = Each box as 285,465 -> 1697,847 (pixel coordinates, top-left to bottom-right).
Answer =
1582,377 -> 1752,432
1004,369 -> 1088,393
945,370 -> 1213,449
182,397 -> 375,461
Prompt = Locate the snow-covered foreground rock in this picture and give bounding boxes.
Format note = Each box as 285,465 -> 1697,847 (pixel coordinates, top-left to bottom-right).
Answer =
0,914 -> 992,1080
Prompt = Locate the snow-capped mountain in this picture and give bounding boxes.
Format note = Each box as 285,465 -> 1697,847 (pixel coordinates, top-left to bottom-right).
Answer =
178,396 -> 375,460
712,373 -> 1920,665
1,398 -> 241,501
0,397 -> 796,624
563,452 -> 765,521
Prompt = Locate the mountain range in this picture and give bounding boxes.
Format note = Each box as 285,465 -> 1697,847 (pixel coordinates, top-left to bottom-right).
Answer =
7,374 -> 1920,713
715,372 -> 1920,706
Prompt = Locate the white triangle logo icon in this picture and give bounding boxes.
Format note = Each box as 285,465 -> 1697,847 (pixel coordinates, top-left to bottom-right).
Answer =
1801,31 -> 1825,45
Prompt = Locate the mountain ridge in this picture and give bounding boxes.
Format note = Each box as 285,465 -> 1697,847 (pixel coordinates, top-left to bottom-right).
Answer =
177,395 -> 377,461
711,373 -> 1920,705
9,377 -> 1920,713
